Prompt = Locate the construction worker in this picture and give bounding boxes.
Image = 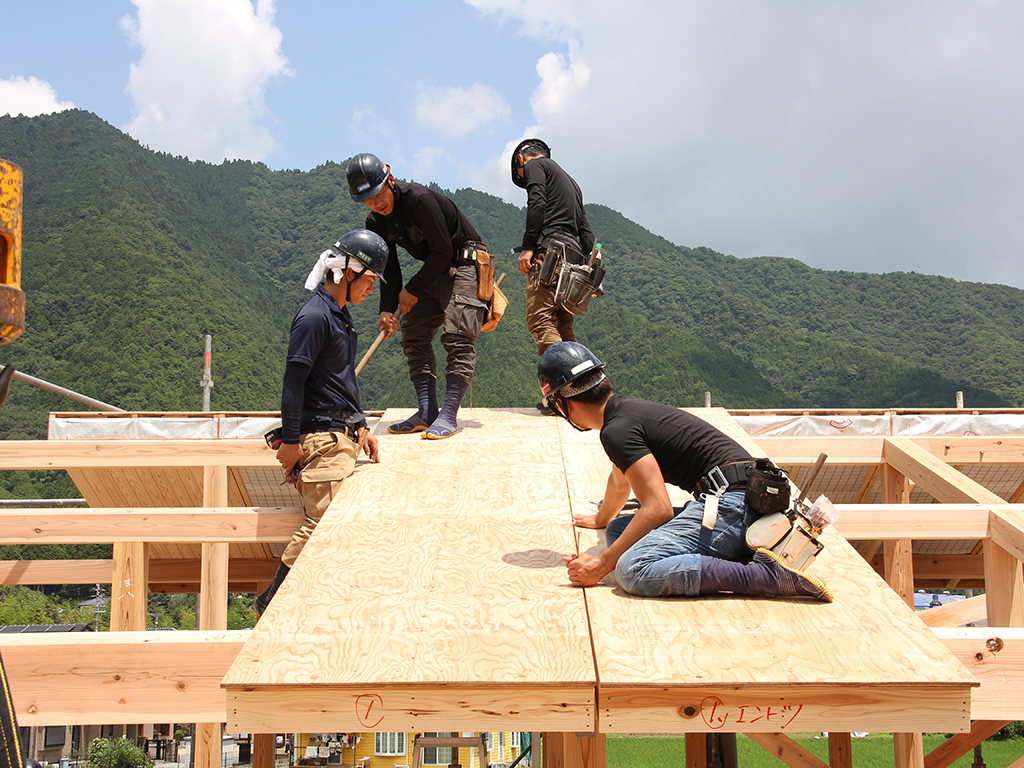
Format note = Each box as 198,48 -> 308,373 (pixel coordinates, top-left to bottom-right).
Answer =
255,229 -> 388,617
511,139 -> 596,361
538,341 -> 833,602
347,153 -> 489,439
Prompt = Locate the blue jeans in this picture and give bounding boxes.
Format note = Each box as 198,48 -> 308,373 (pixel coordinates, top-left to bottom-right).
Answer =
609,491 -> 755,597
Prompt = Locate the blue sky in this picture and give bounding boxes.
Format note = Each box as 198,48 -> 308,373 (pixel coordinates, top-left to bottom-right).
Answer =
3,0 -> 1024,290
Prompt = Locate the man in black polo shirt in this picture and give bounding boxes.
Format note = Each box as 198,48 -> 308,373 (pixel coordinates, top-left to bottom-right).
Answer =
538,341 -> 832,602
347,153 -> 488,440
511,139 -> 596,356
254,229 -> 388,616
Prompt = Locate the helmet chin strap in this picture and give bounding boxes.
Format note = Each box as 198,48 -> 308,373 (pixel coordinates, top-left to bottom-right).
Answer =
553,395 -> 590,432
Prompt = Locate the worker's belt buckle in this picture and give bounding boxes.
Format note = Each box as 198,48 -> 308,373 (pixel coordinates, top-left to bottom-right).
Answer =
705,465 -> 729,496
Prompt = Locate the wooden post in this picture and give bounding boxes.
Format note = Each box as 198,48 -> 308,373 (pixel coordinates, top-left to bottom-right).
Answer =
252,733 -> 275,768
983,540 -> 1024,628
882,456 -> 923,767
539,732 -> 603,768
685,733 -> 707,768
109,541 -> 148,631
894,733 -> 924,768
829,732 -> 853,768
881,463 -> 914,607
195,465 -> 230,768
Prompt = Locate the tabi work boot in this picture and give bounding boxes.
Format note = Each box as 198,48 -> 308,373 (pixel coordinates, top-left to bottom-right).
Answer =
424,373 -> 470,439
254,562 -> 290,616
389,374 -> 438,434
698,550 -> 833,603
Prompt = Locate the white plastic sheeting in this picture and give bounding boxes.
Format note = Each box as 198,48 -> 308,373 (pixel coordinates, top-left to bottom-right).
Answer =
732,412 -> 1024,438
48,415 -> 280,440
48,414 -> 380,440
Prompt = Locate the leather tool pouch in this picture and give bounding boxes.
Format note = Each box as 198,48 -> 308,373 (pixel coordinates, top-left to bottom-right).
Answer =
457,242 -> 493,301
745,458 -> 791,515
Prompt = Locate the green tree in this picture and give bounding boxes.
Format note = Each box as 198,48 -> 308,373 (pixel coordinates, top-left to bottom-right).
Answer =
86,738 -> 154,768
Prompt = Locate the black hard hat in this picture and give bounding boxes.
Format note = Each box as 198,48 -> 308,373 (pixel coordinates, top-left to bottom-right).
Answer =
537,341 -> 605,406
511,138 -> 551,189
334,229 -> 388,283
347,153 -> 390,202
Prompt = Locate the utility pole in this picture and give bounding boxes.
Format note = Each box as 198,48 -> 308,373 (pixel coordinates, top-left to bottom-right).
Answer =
201,334 -> 213,411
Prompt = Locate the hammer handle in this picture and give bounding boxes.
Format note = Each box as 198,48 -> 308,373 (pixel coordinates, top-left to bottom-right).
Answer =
355,309 -> 402,378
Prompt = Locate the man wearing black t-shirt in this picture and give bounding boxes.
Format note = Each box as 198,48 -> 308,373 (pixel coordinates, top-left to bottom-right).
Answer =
538,341 -> 832,602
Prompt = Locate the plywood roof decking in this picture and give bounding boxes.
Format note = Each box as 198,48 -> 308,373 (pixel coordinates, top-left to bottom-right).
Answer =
223,407 -> 975,735
223,408 -> 595,733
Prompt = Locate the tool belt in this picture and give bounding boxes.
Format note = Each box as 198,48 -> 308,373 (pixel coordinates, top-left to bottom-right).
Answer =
454,241 -> 494,301
299,407 -> 363,440
693,460 -> 754,497
535,234 -> 585,287
694,458 -> 792,517
532,234 -> 605,315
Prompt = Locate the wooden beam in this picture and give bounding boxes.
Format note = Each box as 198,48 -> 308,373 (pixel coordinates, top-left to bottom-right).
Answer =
148,558 -> 280,584
598,685 -> 970,733
923,719 -> 1009,768
0,559 -> 113,585
746,732 -> 829,768
906,555 -> 985,582
754,435 -> 1024,466
832,505 -> 993,540
0,631 -> 246,725
917,436 -> 1024,465
0,507 -> 302,543
0,438 -> 275,469
226,686 -> 595,733
934,628 -> 1024,720
882,438 -> 1004,504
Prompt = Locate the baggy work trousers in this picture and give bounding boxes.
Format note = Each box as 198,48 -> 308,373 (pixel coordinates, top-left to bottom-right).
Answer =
281,430 -> 359,567
526,269 -> 576,355
401,263 -> 487,383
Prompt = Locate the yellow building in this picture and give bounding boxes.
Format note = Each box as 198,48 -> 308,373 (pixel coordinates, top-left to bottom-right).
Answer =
292,731 -> 527,768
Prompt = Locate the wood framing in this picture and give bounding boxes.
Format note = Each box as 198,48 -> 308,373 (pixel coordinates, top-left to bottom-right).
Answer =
8,406 -> 1024,768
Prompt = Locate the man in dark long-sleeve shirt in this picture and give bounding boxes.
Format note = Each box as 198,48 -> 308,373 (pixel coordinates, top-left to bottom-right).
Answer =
512,139 -> 596,359
254,229 -> 387,617
348,153 -> 488,439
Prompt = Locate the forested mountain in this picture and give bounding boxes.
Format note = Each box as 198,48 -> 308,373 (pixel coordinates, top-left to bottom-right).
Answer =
0,109 -> 1018,476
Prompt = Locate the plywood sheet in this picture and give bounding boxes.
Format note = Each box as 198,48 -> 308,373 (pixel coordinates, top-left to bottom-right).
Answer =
224,408 -> 596,733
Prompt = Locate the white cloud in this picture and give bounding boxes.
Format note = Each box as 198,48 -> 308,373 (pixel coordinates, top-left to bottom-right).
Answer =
0,76 -> 74,117
349,107 -> 395,139
531,45 -> 590,124
467,1 -> 1024,289
414,83 -> 511,137
121,0 -> 289,162
411,145 -> 448,180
